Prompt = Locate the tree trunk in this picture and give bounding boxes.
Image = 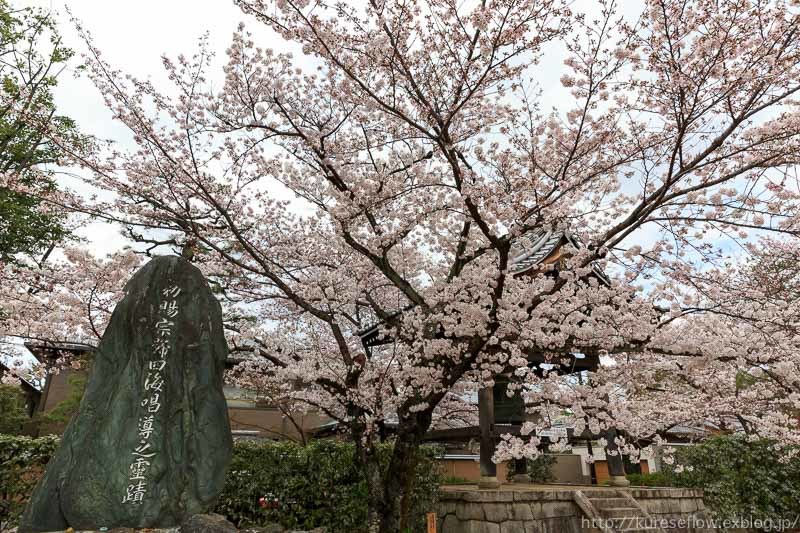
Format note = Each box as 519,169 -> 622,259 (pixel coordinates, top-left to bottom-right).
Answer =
378,410 -> 432,532
354,428 -> 385,533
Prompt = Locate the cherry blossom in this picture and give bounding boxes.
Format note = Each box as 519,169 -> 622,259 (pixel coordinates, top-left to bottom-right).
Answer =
2,0 -> 799,530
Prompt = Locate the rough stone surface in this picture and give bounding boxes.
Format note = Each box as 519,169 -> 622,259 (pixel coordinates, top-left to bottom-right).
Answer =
483,503 -> 510,523
538,501 -> 576,518
510,503 -> 534,521
499,520 -> 524,533
181,514 -> 237,533
442,515 -> 461,532
20,256 -> 233,532
456,503 -> 486,521
522,521 -> 542,533
540,516 -> 580,533
463,491 -> 515,503
462,520 -> 500,533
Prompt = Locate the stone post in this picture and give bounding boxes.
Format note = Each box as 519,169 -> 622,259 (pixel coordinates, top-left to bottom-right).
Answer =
19,256 -> 233,532
604,427 -> 630,487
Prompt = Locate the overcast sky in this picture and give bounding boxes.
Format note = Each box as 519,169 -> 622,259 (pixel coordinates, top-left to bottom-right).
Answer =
16,1 -> 264,255
3,1 -> 751,370
16,0 -> 673,277
15,1 -> 722,282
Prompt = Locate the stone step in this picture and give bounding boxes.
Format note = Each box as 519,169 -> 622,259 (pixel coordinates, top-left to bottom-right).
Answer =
587,497 -> 632,509
582,491 -> 621,498
598,506 -> 640,518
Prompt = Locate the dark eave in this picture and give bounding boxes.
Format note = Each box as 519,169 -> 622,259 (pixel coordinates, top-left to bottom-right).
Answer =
23,341 -> 96,364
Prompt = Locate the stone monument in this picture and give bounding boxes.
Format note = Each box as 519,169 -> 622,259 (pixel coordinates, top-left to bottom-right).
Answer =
20,256 -> 233,532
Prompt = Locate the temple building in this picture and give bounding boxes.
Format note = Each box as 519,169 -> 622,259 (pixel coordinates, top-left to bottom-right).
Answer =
360,227 -> 636,487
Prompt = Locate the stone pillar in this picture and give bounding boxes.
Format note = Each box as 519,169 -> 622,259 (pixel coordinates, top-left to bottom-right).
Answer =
478,386 -> 500,488
604,427 -> 630,487
586,438 -> 598,485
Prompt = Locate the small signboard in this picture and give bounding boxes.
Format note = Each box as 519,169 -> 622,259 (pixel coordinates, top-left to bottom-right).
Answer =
535,427 -> 568,439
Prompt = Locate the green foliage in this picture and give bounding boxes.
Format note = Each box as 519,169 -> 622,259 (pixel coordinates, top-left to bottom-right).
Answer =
0,436 -> 442,531
0,187 -> 68,260
0,0 -> 82,262
665,435 -> 800,522
0,383 -> 28,434
625,471 -> 676,487
528,454 -> 557,483
0,434 -> 58,529
508,453 -> 556,483
216,439 -> 442,532
441,476 -> 471,485
630,437 -> 800,521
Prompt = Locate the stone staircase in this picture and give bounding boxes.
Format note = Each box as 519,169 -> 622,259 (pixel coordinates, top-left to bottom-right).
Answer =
574,490 -> 667,533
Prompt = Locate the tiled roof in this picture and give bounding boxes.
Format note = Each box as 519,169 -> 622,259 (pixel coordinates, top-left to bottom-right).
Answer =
509,228 -> 610,284
0,360 -> 42,392
23,341 -> 95,364
508,228 -> 565,274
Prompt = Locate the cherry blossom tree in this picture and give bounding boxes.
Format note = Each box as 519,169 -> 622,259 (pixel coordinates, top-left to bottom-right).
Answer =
0,248 -> 140,375
3,0 -> 800,529
497,236 -> 800,453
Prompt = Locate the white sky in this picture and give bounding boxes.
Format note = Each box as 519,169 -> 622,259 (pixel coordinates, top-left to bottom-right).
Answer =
18,1 -> 265,255
12,0 -> 750,286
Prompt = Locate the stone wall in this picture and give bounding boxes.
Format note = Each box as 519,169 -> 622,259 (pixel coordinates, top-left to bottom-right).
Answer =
436,486 -> 710,533
631,488 -> 712,532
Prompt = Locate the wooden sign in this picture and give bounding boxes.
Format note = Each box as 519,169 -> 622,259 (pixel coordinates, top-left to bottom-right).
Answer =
426,512 -> 436,533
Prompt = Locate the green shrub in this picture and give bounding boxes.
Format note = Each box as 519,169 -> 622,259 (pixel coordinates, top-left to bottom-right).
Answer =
507,453 -> 556,483
626,471 -> 675,487
627,437 -> 800,520
0,434 -> 59,530
0,436 -> 442,532
216,439 -> 442,532
441,476 -> 471,485
527,454 -> 557,483
0,385 -> 30,435
666,435 -> 800,522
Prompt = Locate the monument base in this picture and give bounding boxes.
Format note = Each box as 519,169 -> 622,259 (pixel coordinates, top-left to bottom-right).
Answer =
609,475 -> 631,487
478,476 -> 501,489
